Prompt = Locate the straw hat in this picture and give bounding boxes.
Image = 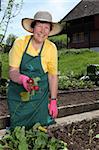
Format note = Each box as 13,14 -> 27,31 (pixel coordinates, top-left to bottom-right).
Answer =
22,11 -> 64,36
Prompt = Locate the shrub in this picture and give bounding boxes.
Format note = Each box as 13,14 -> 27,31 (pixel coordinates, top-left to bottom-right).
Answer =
49,34 -> 68,49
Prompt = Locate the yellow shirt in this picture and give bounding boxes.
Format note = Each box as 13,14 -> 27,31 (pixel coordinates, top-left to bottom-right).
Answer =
9,35 -> 58,75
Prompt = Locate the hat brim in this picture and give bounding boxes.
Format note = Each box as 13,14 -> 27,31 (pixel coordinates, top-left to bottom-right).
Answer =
22,18 -> 64,36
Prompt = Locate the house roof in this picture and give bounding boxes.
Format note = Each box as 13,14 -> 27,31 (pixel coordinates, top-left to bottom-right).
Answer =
61,0 -> 99,22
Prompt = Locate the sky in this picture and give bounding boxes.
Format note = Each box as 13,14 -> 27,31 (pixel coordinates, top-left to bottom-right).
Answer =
1,0 -> 81,39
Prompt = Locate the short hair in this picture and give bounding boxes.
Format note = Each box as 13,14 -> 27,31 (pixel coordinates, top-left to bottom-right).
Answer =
31,20 -> 52,31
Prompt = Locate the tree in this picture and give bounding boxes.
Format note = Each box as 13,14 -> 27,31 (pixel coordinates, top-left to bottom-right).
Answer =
6,34 -> 17,46
0,0 -> 23,43
4,34 -> 17,53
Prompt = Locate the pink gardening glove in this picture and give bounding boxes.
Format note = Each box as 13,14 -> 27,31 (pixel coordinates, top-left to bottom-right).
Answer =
19,74 -> 30,92
48,100 -> 58,118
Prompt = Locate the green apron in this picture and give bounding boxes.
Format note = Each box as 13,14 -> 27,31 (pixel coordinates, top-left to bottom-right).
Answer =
8,36 -> 54,129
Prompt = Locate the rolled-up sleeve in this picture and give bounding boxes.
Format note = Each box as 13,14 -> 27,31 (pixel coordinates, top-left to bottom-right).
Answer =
9,38 -> 24,67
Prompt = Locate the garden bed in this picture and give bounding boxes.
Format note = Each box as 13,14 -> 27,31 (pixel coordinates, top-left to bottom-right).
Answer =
58,88 -> 99,117
0,88 -> 99,129
0,116 -> 99,150
0,88 -> 99,149
49,117 -> 99,150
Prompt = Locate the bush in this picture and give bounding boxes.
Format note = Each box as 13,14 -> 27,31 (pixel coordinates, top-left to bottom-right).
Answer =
58,72 -> 95,90
4,34 -> 17,53
3,45 -> 11,53
49,34 -> 68,49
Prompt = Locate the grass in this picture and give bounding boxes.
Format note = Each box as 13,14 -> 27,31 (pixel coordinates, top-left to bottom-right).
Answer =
58,49 -> 99,77
1,48 -> 99,79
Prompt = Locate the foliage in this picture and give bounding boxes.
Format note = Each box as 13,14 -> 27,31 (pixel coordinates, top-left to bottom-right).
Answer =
0,52 -> 8,79
6,34 -> 17,46
0,0 -> 23,43
0,78 -> 8,96
4,34 -> 17,53
0,41 -> 5,52
58,49 -> 99,89
1,48 -> 99,90
58,72 -> 95,90
58,47 -> 90,54
49,34 -> 68,49
0,123 -> 68,150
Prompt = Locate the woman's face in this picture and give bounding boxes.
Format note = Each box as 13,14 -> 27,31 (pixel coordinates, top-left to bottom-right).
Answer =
33,21 -> 51,43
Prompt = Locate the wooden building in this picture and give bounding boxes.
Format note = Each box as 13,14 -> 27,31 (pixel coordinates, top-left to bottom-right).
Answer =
61,0 -> 99,49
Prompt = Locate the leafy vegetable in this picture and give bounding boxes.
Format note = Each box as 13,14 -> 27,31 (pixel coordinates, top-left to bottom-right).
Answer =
20,92 -> 30,102
20,77 -> 41,101
0,123 -> 68,150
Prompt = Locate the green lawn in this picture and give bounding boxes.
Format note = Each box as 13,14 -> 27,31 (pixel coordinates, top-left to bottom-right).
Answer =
58,49 -> 99,77
1,49 -> 99,79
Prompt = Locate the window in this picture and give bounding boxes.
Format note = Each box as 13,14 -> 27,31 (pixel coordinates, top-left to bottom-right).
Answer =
72,32 -> 84,43
84,32 -> 89,42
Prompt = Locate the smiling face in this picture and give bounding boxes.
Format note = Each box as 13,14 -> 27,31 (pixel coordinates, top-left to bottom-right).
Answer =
33,21 -> 51,44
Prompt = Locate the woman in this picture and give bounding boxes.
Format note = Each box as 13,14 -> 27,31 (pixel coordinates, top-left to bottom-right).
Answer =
8,11 -> 64,129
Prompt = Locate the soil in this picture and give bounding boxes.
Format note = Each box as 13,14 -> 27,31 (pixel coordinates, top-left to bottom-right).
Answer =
0,100 -> 9,116
58,88 -> 99,106
0,89 -> 99,150
1,88 -> 99,117
49,118 -> 99,150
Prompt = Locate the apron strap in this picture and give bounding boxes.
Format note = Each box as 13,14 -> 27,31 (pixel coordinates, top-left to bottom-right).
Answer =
24,35 -> 44,56
38,42 -> 44,56
24,35 -> 33,53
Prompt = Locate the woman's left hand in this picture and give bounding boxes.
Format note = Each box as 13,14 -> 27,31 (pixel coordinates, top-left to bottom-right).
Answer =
48,99 -> 58,118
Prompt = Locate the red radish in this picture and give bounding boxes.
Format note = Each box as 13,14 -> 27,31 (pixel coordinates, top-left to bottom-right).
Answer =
34,86 -> 39,91
31,86 -> 35,90
27,78 -> 34,84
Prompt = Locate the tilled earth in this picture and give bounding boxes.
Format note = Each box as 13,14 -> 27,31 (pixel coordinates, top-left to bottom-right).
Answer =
49,118 -> 99,150
0,89 -> 99,150
0,99 -> 9,116
0,88 -> 99,117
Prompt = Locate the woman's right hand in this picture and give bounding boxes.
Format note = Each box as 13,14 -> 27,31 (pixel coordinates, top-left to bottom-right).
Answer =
9,67 -> 39,92
19,75 -> 31,92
